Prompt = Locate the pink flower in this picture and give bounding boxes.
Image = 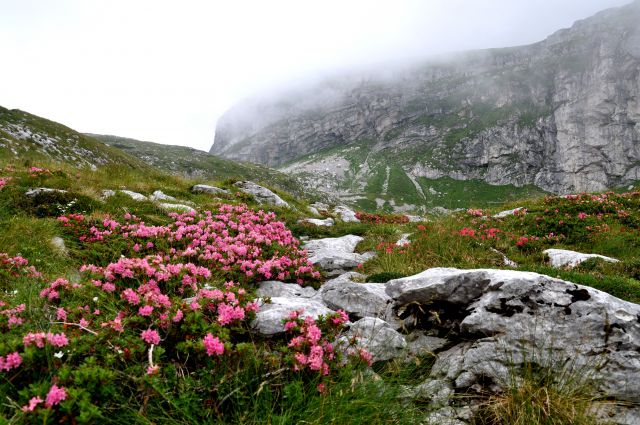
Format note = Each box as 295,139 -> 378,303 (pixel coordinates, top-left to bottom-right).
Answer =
172,309 -> 184,322
56,308 -> 67,321
21,396 -> 43,412
141,329 -> 160,345
138,305 -> 154,316
0,352 -> 22,371
46,333 -> 69,347
44,384 -> 67,408
203,333 -> 224,356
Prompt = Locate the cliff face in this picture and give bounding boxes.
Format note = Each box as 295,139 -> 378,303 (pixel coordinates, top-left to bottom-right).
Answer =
211,1 -> 640,198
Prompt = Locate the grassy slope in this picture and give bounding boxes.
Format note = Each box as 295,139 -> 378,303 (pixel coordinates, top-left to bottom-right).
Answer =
0,107 -> 146,169
89,134 -> 317,200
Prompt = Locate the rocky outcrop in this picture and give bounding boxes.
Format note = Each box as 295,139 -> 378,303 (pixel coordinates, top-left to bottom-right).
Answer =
233,181 -> 289,207
543,248 -> 619,268
191,184 -> 230,196
303,235 -> 375,275
211,1 -> 640,196
386,268 -> 640,424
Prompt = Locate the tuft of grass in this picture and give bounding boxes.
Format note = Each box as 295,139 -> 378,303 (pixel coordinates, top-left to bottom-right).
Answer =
474,360 -> 601,425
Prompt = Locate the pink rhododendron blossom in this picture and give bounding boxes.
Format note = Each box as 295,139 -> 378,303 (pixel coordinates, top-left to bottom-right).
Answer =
21,396 -> 43,412
203,333 -> 224,356
0,352 -> 22,371
138,305 -> 154,316
44,384 -> 67,408
141,329 -> 160,345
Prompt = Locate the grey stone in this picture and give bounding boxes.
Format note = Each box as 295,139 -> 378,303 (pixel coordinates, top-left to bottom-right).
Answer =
492,207 -> 524,218
158,203 -> 196,213
119,190 -> 148,201
341,317 -> 407,362
388,268 -> 640,411
544,248 -> 619,268
251,297 -> 333,335
150,190 -> 177,202
25,188 -> 67,197
233,181 -> 289,207
304,235 -> 375,274
396,233 -> 411,246
50,236 -> 68,256
298,217 -> 334,227
334,205 -> 360,222
319,277 -> 392,320
191,184 -> 230,195
256,281 -> 317,299
405,332 -> 449,356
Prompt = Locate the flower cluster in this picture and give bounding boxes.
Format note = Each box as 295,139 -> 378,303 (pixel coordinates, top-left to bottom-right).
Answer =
28,167 -> 52,177
0,352 -> 22,371
21,384 -> 67,412
0,176 -> 12,189
283,309 -> 354,389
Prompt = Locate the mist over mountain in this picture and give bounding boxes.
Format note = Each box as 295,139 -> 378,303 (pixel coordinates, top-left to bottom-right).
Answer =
211,1 -> 640,211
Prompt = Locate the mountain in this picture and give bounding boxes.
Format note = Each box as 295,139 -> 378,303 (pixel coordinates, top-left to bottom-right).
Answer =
89,134 -> 321,200
211,1 -> 640,212
0,107 -> 145,169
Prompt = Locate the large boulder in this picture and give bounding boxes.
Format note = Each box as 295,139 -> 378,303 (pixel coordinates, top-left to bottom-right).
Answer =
319,275 -> 392,320
543,248 -> 619,268
150,190 -> 177,202
251,297 -> 333,335
334,205 -> 360,222
303,235 -> 375,274
191,184 -> 230,195
256,281 -> 317,299
233,181 -> 289,207
386,268 -> 640,423
25,188 -> 67,197
340,317 -> 407,362
298,217 -> 334,227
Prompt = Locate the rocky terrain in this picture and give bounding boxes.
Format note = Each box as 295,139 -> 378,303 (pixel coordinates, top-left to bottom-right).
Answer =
211,0 -> 640,211
1,107 -> 640,424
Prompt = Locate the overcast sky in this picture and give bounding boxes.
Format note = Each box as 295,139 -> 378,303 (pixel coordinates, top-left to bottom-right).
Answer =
0,0 -> 631,152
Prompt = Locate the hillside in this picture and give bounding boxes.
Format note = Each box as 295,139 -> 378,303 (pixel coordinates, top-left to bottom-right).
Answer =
211,0 -> 640,212
89,133 -> 323,201
0,107 -> 146,170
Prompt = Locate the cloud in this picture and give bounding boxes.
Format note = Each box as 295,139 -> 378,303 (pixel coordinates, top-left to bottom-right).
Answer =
0,0 -> 631,151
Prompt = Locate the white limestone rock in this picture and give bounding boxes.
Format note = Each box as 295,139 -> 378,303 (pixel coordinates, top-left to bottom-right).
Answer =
543,248 -> 619,268
251,297 -> 334,335
340,317 -> 407,362
256,281 -> 318,299
191,184 -> 230,195
333,205 -> 360,222
25,188 -> 67,197
298,217 -> 335,227
234,181 -> 289,207
304,235 -> 375,274
150,190 -> 177,202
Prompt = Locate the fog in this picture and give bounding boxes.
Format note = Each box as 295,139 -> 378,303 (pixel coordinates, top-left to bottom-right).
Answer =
0,0 -> 631,151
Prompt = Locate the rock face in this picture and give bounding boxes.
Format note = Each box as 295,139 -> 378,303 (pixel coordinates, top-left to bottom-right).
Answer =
386,268 -> 640,422
233,181 -> 289,207
543,248 -> 619,268
319,275 -> 392,320
211,1 -> 640,197
340,317 -> 407,362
